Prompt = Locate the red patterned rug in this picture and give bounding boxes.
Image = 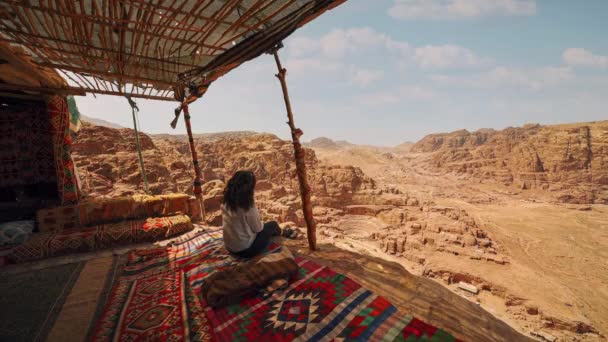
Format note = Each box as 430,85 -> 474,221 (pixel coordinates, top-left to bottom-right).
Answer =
90,230 -> 229,341
91,230 -> 460,341
203,259 -> 459,341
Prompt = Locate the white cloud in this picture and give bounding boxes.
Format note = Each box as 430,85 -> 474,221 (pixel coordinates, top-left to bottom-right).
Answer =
414,44 -> 489,69
288,37 -> 320,58
284,57 -> 343,75
288,27 -> 487,72
562,48 -> 608,68
319,27 -> 411,58
431,66 -> 573,90
358,85 -> 437,105
349,67 -> 385,87
358,92 -> 401,105
389,0 -> 536,20
398,85 -> 438,99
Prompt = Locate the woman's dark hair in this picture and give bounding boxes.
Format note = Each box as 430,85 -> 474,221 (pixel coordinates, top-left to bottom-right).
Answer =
223,170 -> 256,211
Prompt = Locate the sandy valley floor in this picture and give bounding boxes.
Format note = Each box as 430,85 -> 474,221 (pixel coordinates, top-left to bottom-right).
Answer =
314,144 -> 608,341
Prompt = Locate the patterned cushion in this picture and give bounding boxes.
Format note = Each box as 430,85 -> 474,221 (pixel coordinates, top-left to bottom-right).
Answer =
9,215 -> 193,263
49,227 -> 97,256
160,194 -> 190,216
36,205 -> 79,232
187,196 -> 202,222
95,221 -> 138,249
0,220 -> 35,246
9,232 -> 53,263
79,196 -> 135,226
37,194 -> 194,232
136,215 -> 193,242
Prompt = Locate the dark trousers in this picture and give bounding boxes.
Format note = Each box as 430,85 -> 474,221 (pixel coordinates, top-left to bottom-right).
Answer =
234,221 -> 281,258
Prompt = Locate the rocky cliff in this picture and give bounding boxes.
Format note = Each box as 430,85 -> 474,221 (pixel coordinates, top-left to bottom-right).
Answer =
411,121 -> 608,204
72,122 -> 500,267
73,123 -> 378,225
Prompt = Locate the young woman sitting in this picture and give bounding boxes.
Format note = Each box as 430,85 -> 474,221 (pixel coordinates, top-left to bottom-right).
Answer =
222,170 -> 297,258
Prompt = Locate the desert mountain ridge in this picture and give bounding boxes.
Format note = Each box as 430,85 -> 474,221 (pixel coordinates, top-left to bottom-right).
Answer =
80,115 -> 608,204
409,120 -> 608,204
305,137 -> 356,149
150,131 -> 261,142
80,114 -> 125,129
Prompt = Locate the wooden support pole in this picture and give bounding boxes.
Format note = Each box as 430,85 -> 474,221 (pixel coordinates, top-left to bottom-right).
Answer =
272,51 -> 317,251
127,97 -> 150,195
182,104 -> 206,221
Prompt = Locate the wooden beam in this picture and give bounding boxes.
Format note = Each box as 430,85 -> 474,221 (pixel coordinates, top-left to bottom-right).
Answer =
0,42 -> 66,88
34,61 -> 178,89
0,91 -> 43,101
182,104 -> 207,221
0,83 -> 176,101
272,50 -> 317,251
0,83 -> 86,96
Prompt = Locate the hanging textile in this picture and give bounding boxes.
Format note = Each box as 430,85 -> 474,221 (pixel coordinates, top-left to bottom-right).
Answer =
47,95 -> 80,205
0,99 -> 56,187
66,95 -> 82,138
66,95 -> 83,192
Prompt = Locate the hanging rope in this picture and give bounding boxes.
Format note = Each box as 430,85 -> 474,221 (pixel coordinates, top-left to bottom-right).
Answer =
126,95 -> 150,194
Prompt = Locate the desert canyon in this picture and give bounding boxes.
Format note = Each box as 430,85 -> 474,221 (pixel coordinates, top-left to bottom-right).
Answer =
72,119 -> 608,342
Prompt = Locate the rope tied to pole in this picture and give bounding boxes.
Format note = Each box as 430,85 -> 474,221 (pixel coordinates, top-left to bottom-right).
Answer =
126,95 -> 150,194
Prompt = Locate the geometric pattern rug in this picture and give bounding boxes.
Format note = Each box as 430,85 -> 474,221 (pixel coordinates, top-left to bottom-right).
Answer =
204,259 -> 460,342
90,229 -> 460,341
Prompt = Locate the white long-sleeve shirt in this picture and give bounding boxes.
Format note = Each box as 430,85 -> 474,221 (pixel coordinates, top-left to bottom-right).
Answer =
222,204 -> 263,253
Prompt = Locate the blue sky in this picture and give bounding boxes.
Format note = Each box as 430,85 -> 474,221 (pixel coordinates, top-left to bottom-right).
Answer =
76,0 -> 608,146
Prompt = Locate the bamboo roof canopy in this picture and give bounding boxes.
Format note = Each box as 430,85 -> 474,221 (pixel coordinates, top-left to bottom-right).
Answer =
0,0 -> 345,101
0,0 -> 345,251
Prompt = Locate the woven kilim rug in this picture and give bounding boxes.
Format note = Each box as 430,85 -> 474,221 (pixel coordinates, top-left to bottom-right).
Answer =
204,258 -> 459,342
91,229 -> 460,341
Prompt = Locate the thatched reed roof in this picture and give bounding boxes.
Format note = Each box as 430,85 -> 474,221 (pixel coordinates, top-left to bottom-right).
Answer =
0,0 -> 345,101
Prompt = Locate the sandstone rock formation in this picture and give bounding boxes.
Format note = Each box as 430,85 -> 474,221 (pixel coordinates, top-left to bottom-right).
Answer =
73,122 -> 177,196
411,121 -> 608,204
73,123 -> 377,227
73,122 -> 501,267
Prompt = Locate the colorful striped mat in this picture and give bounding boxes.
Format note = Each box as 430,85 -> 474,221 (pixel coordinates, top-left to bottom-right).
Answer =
91,229 -> 460,341
203,258 -> 459,341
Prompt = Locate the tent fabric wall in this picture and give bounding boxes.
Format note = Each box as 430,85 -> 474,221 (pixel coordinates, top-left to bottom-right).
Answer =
0,99 -> 56,188
46,96 -> 80,205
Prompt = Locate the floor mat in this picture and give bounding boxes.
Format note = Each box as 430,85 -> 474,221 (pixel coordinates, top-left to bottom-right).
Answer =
204,258 -> 458,342
91,229 -> 460,341
90,230 -> 237,341
0,261 -> 85,341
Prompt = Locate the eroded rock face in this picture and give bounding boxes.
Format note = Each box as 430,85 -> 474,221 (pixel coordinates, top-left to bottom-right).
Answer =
73,123 -> 503,265
73,122 -> 176,196
368,205 -> 505,265
73,123 -> 498,249
72,124 -> 376,226
411,121 -> 608,204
